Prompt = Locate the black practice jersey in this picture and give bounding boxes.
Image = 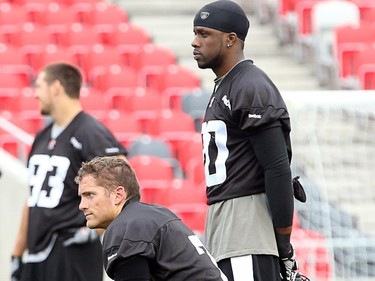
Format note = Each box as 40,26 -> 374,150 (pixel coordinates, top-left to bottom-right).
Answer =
27,111 -> 127,253
103,199 -> 226,281
202,60 -> 292,204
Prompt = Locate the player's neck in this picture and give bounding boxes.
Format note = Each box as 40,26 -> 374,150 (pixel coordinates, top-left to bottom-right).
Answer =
52,101 -> 82,127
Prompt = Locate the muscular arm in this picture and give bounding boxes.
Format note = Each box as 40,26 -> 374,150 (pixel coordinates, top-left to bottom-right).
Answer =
12,201 -> 29,257
249,126 -> 294,256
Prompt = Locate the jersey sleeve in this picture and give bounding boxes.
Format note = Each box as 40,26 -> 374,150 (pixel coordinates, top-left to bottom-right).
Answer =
76,116 -> 128,161
229,73 -> 290,134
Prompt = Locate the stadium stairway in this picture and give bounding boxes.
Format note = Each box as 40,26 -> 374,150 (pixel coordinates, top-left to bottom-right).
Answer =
112,0 -> 326,92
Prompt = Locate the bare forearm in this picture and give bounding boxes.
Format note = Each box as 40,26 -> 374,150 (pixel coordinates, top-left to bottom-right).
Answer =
12,202 -> 29,257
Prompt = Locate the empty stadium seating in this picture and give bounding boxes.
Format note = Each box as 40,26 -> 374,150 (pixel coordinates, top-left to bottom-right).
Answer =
332,23 -> 375,88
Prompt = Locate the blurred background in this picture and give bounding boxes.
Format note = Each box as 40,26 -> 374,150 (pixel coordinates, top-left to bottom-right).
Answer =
1,0 -> 375,280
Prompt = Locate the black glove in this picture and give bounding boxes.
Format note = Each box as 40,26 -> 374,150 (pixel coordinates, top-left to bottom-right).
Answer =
279,246 -> 299,280
63,227 -> 99,246
11,256 -> 23,281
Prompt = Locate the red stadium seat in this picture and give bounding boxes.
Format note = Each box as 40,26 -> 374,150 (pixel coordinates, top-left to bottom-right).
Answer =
0,71 -> 31,88
295,0 -> 322,36
14,87 -> 39,112
175,132 -> 203,172
58,23 -> 102,48
0,44 -> 29,65
358,65 -> 375,90
143,64 -> 201,109
10,114 -> 46,135
128,155 -> 175,203
131,43 -> 177,72
112,87 -> 163,124
108,23 -> 152,65
91,64 -> 138,92
0,88 -> 20,112
108,23 -> 151,47
128,154 -> 175,182
110,87 -> 161,111
354,46 -> 375,89
0,133 -> 32,159
292,228 -> 332,280
278,0 -> 300,16
348,0 -> 375,22
0,3 -> 32,27
185,156 -> 205,186
161,179 -> 206,206
31,45 -> 80,73
333,23 -> 375,80
144,64 -> 201,93
161,179 -> 207,233
13,23 -> 56,50
78,45 -> 126,82
33,2 -> 80,27
80,90 -> 111,112
171,203 -> 207,235
146,109 -> 195,137
145,109 -> 196,157
103,110 -> 144,144
80,2 -> 128,26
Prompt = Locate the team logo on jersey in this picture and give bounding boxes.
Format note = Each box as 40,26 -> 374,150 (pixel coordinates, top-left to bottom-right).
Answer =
248,113 -> 262,119
222,95 -> 231,110
200,12 -> 210,19
48,139 -> 56,150
105,147 -> 120,154
70,137 -> 82,150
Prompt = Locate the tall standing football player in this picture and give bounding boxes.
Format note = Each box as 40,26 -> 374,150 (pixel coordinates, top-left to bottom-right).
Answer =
11,63 -> 128,281
192,1 -> 299,280
76,156 -> 228,281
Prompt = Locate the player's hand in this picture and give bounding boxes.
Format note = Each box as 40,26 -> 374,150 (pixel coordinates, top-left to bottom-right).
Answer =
11,256 -> 23,281
63,227 -> 99,246
279,244 -> 299,281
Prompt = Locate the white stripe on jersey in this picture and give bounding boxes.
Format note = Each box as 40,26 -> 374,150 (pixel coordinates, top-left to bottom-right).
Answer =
230,255 -> 254,281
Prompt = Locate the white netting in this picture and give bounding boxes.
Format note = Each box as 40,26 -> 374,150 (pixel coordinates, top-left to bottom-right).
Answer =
283,90 -> 375,281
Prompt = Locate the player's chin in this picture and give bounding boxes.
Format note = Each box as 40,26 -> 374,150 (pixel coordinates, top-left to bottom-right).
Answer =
86,219 -> 98,229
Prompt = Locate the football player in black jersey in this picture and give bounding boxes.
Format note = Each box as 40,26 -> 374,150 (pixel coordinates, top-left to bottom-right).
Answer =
11,63 -> 128,281
75,156 -> 228,281
192,1 -> 298,280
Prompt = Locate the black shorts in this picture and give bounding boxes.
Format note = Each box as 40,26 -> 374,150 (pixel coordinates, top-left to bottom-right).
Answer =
21,235 -> 103,281
218,254 -> 281,281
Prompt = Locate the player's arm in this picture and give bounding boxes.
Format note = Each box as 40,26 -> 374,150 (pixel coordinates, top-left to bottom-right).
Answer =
249,125 -> 294,256
11,201 -> 29,280
113,256 -> 150,281
12,201 -> 29,257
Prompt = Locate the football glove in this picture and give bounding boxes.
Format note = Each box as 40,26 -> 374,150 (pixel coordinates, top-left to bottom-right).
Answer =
63,227 -> 98,246
279,244 -> 299,281
11,256 -> 23,281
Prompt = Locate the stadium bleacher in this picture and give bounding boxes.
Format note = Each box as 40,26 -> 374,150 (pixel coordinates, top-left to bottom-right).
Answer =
2,0 -> 375,280
271,0 -> 375,90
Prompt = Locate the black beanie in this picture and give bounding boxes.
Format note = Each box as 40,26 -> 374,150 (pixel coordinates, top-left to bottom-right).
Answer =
193,0 -> 250,41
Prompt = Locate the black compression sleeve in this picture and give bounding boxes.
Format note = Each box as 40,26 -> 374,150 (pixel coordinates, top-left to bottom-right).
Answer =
249,126 -> 294,229
114,256 -> 150,281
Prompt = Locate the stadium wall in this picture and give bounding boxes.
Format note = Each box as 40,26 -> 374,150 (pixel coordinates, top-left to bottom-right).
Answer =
0,150 -> 28,281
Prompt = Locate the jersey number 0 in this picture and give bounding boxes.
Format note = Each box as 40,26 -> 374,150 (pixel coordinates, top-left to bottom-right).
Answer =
201,120 -> 229,187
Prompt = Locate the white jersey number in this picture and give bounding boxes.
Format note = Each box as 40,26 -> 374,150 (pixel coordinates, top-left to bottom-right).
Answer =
201,120 -> 229,187
188,235 -> 228,281
28,154 -> 70,208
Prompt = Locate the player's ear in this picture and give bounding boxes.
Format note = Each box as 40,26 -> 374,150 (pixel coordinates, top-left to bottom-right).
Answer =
51,79 -> 62,96
114,185 -> 127,205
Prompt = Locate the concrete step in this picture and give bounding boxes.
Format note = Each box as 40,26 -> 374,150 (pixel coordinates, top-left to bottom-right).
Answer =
112,0 -> 323,91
